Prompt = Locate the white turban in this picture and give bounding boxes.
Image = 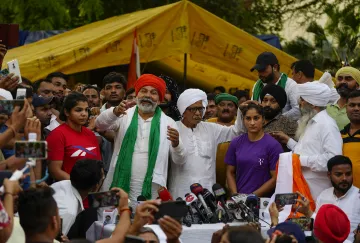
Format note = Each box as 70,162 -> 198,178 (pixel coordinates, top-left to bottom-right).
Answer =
177,89 -> 208,117
297,82 -> 331,107
0,88 -> 13,100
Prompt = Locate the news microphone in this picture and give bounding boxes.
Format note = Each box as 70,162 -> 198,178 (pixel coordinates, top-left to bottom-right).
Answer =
176,197 -> 192,227
158,187 -> 173,201
137,195 -> 146,203
185,192 -> 207,223
245,194 -> 260,221
190,183 -> 214,220
212,183 -> 233,222
216,201 -> 227,223
202,188 -> 217,211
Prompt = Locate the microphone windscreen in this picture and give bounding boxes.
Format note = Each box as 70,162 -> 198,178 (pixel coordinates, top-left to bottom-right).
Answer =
212,183 -> 226,198
190,183 -> 203,196
158,187 -> 173,201
137,195 -> 146,202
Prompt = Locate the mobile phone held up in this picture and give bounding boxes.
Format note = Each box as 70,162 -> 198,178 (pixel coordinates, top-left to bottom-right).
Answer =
154,201 -> 188,222
7,59 -> 22,84
275,193 -> 298,206
287,217 -> 314,231
15,141 -> 48,159
0,100 -> 25,115
88,190 -> 120,208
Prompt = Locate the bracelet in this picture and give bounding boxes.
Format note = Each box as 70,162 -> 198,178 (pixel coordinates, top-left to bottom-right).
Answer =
119,208 -> 131,215
7,125 -> 16,137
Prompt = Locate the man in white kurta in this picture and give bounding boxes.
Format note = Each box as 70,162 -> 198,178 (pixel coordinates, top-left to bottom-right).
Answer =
168,89 -> 245,199
96,74 -> 186,207
273,82 -> 343,200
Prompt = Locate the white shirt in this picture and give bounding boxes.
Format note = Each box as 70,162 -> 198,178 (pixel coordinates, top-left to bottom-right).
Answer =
96,106 -> 186,203
315,186 -> 360,242
287,110 -> 343,199
51,180 -> 84,236
252,75 -> 300,119
168,109 -> 245,199
45,114 -> 60,131
129,115 -> 160,208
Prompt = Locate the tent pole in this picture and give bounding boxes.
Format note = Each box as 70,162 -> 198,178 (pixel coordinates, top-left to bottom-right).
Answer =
183,53 -> 187,90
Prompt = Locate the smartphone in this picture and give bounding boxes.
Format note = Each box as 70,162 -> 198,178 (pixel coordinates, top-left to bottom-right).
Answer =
0,100 -> 25,115
275,193 -> 298,206
0,69 -> 9,78
124,235 -> 145,243
0,171 -> 13,187
88,190 -> 120,208
7,59 -> 22,84
16,88 -> 26,100
14,141 -> 48,159
154,201 -> 188,221
0,24 -> 19,47
287,217 -> 314,231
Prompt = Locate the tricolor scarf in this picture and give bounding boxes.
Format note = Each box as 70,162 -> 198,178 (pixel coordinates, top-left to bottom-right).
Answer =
110,106 -> 161,199
252,73 -> 288,101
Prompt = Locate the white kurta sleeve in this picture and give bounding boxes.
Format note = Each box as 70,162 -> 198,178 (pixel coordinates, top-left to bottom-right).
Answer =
282,80 -> 301,119
169,120 -> 186,165
213,108 -> 246,144
299,127 -> 343,171
95,107 -> 121,132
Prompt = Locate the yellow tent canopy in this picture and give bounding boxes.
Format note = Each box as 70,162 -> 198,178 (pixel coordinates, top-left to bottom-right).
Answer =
4,0 -> 322,91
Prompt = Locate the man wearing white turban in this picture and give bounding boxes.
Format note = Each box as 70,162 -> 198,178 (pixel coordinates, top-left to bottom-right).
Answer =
168,89 -> 245,199
272,82 -> 343,199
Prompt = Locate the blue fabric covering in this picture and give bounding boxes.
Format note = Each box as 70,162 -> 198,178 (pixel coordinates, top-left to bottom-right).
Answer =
256,35 -> 282,50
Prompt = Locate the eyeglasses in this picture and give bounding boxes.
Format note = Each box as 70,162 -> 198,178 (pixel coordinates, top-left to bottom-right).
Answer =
337,76 -> 354,81
186,107 -> 205,113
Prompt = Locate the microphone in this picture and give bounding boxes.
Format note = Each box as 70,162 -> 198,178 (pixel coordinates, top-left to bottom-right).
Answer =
231,194 -> 252,222
245,194 -> 260,221
216,201 -> 226,223
202,188 -> 217,211
185,192 -> 207,223
176,197 -> 192,227
212,183 -> 233,222
190,183 -> 214,221
137,195 -> 146,203
158,187 -> 173,202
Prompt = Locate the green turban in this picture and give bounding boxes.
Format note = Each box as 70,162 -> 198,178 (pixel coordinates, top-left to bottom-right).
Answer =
215,93 -> 239,106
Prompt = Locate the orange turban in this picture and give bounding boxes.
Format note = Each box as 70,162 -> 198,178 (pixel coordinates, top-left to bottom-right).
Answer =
134,74 -> 166,102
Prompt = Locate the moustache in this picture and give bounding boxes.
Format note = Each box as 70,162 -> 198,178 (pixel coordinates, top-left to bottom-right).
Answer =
263,106 -> 274,112
139,97 -> 156,105
337,83 -> 349,90
222,109 -> 230,113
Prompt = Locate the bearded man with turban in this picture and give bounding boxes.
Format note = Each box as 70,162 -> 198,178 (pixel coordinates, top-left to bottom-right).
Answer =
95,74 -> 185,206
168,89 -> 245,199
259,84 -> 298,151
327,66 -> 360,130
272,82 -> 342,199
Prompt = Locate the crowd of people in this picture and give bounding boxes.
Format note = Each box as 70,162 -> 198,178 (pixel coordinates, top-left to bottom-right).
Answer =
0,39 -> 360,243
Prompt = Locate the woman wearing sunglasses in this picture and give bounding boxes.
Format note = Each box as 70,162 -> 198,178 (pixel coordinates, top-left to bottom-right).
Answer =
326,66 -> 360,131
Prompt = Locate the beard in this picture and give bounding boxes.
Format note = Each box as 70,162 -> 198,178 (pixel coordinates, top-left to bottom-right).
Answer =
259,70 -> 275,84
263,106 -> 282,120
331,178 -> 352,194
137,97 -> 157,114
336,83 -> 357,98
295,106 -> 318,140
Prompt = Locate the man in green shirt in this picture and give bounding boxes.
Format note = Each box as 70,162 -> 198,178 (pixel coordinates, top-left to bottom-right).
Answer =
327,67 -> 360,130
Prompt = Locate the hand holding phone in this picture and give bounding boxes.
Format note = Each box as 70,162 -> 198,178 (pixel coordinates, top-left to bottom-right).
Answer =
88,190 -> 120,208
275,193 -> 298,206
7,59 -> 22,84
15,141 -> 47,159
287,217 -> 313,231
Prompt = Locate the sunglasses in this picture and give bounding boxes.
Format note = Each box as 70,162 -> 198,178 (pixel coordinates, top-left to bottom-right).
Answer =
337,76 -> 354,81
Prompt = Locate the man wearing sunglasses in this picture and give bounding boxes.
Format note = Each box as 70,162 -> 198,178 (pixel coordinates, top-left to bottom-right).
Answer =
327,67 -> 360,130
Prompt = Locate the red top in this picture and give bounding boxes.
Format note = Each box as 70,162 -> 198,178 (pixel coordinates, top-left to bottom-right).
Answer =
46,123 -> 101,174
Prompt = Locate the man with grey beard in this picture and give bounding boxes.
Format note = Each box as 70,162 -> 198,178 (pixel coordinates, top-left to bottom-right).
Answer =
271,82 -> 343,200
95,74 -> 185,207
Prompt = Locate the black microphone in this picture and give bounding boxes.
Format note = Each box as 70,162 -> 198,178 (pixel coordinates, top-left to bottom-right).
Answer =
190,183 -> 213,221
202,188 -> 217,211
176,197 -> 192,227
185,192 -> 207,223
212,183 -> 233,222
245,194 -> 260,222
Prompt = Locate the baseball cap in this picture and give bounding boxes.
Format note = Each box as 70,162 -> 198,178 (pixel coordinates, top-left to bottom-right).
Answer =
32,94 -> 53,108
250,52 -> 279,72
